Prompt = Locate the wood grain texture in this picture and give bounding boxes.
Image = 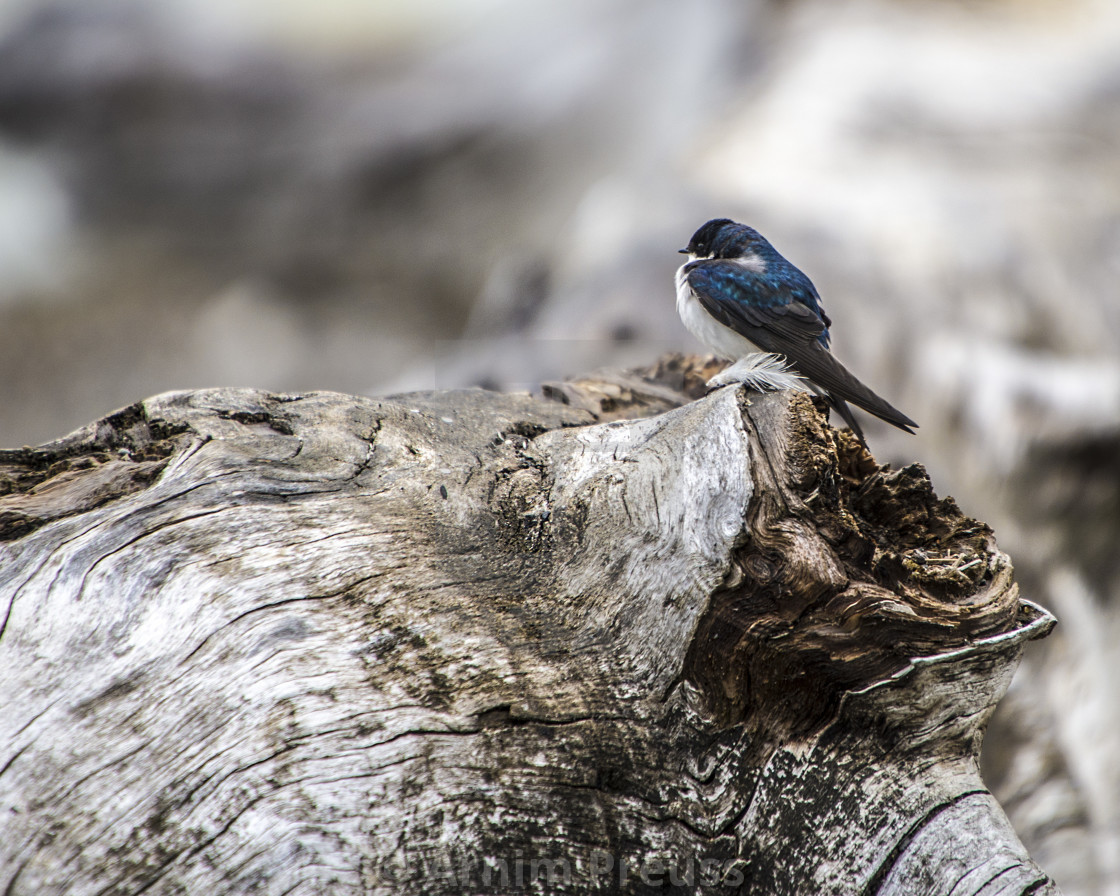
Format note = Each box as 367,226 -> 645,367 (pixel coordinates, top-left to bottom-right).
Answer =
0,355 -> 1057,895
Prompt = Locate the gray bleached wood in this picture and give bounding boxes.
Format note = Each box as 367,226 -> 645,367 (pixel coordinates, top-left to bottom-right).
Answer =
0,355 -> 1057,895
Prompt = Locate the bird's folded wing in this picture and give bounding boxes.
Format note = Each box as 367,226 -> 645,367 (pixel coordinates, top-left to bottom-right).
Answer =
686,260 -> 828,349
687,262 -> 917,432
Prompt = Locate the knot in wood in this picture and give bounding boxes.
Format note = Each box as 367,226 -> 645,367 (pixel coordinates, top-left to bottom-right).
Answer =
742,552 -> 778,584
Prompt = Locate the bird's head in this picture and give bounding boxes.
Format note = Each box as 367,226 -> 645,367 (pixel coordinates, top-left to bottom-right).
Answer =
678,218 -> 770,260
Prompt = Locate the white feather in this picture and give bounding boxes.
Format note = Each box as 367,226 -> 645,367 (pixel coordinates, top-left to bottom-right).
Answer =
707,353 -> 809,393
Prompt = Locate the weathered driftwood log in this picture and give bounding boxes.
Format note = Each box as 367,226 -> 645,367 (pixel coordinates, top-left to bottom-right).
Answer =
0,354 -> 1057,895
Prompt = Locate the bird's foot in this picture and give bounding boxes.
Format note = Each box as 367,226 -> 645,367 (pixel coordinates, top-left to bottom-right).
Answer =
706,353 -> 808,393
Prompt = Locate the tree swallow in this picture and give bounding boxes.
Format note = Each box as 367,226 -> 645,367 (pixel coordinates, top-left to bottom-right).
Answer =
676,218 -> 917,444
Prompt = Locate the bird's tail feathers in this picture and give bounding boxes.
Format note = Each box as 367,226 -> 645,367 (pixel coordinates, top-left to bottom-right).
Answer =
798,344 -> 918,436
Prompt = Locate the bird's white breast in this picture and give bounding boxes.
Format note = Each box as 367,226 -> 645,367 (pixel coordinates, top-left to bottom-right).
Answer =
675,262 -> 762,361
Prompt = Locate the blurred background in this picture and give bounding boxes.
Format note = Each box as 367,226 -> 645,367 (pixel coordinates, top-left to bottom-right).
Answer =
0,0 -> 1117,890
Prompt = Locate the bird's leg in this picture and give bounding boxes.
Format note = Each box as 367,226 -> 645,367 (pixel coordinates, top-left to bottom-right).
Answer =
707,353 -> 810,393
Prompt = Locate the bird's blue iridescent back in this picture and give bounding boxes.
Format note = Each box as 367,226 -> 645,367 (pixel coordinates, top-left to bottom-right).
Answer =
686,251 -> 832,349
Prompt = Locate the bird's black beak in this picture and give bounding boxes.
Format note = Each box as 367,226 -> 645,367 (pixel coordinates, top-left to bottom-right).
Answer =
677,248 -> 689,254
